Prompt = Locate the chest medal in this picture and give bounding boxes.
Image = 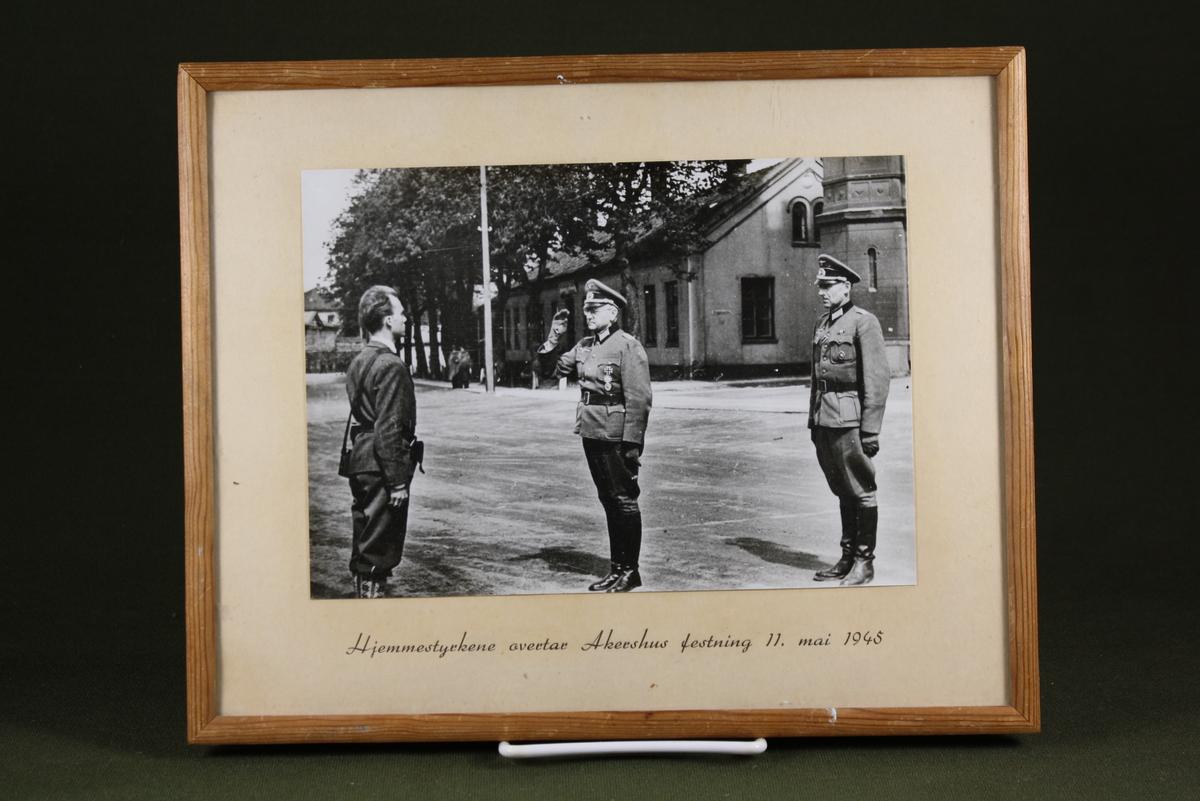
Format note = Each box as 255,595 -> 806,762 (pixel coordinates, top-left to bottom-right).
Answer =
601,364 -> 614,392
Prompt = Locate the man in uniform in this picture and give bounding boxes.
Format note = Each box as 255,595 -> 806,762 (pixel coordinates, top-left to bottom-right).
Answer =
538,279 -> 652,593
808,255 -> 891,586
343,285 -> 418,598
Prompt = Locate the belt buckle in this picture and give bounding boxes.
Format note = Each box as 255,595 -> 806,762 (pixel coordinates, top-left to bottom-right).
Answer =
815,379 -> 827,393
581,390 -> 590,404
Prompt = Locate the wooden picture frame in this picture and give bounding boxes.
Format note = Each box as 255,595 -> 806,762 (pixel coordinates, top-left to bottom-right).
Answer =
179,47 -> 1036,744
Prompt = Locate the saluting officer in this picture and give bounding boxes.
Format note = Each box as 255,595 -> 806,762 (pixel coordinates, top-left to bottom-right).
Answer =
538,279 -> 652,592
808,255 -> 891,586
343,285 -> 419,599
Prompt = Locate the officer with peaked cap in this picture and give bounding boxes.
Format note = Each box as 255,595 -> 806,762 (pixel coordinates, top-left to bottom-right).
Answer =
538,278 -> 653,592
808,254 -> 891,586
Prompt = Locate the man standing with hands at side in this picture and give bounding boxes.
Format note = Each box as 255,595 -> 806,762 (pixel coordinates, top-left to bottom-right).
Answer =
808,255 -> 891,587
538,279 -> 652,593
342,285 -> 418,599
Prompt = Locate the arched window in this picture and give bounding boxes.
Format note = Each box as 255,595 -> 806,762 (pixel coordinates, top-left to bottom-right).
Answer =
812,200 -> 824,243
791,199 -> 809,245
867,247 -> 879,291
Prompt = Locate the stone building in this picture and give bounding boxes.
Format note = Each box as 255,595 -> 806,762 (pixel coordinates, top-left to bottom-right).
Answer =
304,288 -> 342,350
500,157 -> 909,378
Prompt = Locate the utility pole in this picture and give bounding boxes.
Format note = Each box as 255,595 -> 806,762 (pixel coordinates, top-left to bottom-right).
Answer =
479,166 -> 495,393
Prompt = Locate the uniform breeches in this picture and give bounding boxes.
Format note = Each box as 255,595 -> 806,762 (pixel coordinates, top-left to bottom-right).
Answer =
813,426 -> 877,507
348,472 -> 410,578
582,438 -> 643,568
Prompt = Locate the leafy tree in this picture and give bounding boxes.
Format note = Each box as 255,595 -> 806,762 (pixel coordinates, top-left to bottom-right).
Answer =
325,167 -> 477,376
485,163 -> 593,350
322,159 -> 750,375
571,160 -> 750,338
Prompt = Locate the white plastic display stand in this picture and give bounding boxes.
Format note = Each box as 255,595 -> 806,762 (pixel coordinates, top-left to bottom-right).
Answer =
498,738 -> 767,759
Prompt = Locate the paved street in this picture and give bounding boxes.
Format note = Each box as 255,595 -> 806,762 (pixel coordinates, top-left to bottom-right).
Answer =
308,375 -> 915,598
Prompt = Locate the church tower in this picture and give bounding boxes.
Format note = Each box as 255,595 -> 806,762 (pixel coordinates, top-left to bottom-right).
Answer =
816,156 -> 909,375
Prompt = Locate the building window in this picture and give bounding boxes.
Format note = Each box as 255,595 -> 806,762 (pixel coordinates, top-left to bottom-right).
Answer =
741,277 -> 775,342
642,284 -> 658,347
664,281 -> 679,348
867,247 -> 879,292
812,200 -> 824,243
791,199 -> 809,244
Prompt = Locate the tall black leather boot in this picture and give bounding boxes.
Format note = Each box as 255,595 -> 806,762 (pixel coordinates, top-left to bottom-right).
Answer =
589,499 -> 624,591
589,562 -> 623,592
840,505 -> 877,586
814,502 -> 857,581
601,500 -> 623,566
620,499 -> 642,575
601,498 -> 642,593
606,565 -> 642,592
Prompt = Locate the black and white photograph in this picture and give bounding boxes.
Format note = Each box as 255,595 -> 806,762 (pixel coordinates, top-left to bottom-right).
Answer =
303,156 -> 914,599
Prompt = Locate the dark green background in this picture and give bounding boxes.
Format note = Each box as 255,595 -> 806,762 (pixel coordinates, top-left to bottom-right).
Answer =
4,1 -> 1194,798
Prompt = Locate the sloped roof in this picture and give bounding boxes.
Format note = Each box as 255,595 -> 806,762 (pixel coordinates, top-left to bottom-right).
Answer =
304,310 -> 342,329
696,158 -> 803,237
532,159 -> 804,283
304,287 -> 340,311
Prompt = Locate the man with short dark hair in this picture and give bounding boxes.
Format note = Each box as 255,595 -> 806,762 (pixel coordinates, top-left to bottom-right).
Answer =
808,255 -> 891,587
448,344 -> 472,388
538,279 -> 652,592
343,285 -> 418,598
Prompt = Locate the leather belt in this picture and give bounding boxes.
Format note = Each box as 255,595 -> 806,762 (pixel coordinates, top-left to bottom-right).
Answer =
580,391 -> 625,406
812,379 -> 858,393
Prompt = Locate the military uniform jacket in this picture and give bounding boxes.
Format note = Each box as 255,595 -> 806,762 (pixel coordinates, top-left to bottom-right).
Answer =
542,327 -> 652,444
808,303 -> 890,434
345,342 -> 417,488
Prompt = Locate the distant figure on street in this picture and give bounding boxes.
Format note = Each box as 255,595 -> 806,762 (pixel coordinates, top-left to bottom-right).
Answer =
446,346 -> 461,387
449,345 -> 472,388
807,255 -> 891,586
481,359 -> 505,387
341,285 -> 419,598
537,279 -> 652,592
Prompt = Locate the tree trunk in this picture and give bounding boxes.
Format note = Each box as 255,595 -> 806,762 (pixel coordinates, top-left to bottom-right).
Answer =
412,310 -> 429,377
402,316 -> 414,367
440,270 -> 474,358
617,256 -> 641,340
490,287 -> 507,386
427,305 -> 443,378
526,256 -> 547,351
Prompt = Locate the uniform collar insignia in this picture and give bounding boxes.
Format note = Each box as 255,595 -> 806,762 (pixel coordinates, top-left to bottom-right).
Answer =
829,300 -> 854,323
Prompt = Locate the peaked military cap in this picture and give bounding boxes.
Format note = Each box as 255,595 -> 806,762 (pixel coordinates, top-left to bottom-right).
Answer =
583,278 -> 627,309
814,254 -> 862,285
